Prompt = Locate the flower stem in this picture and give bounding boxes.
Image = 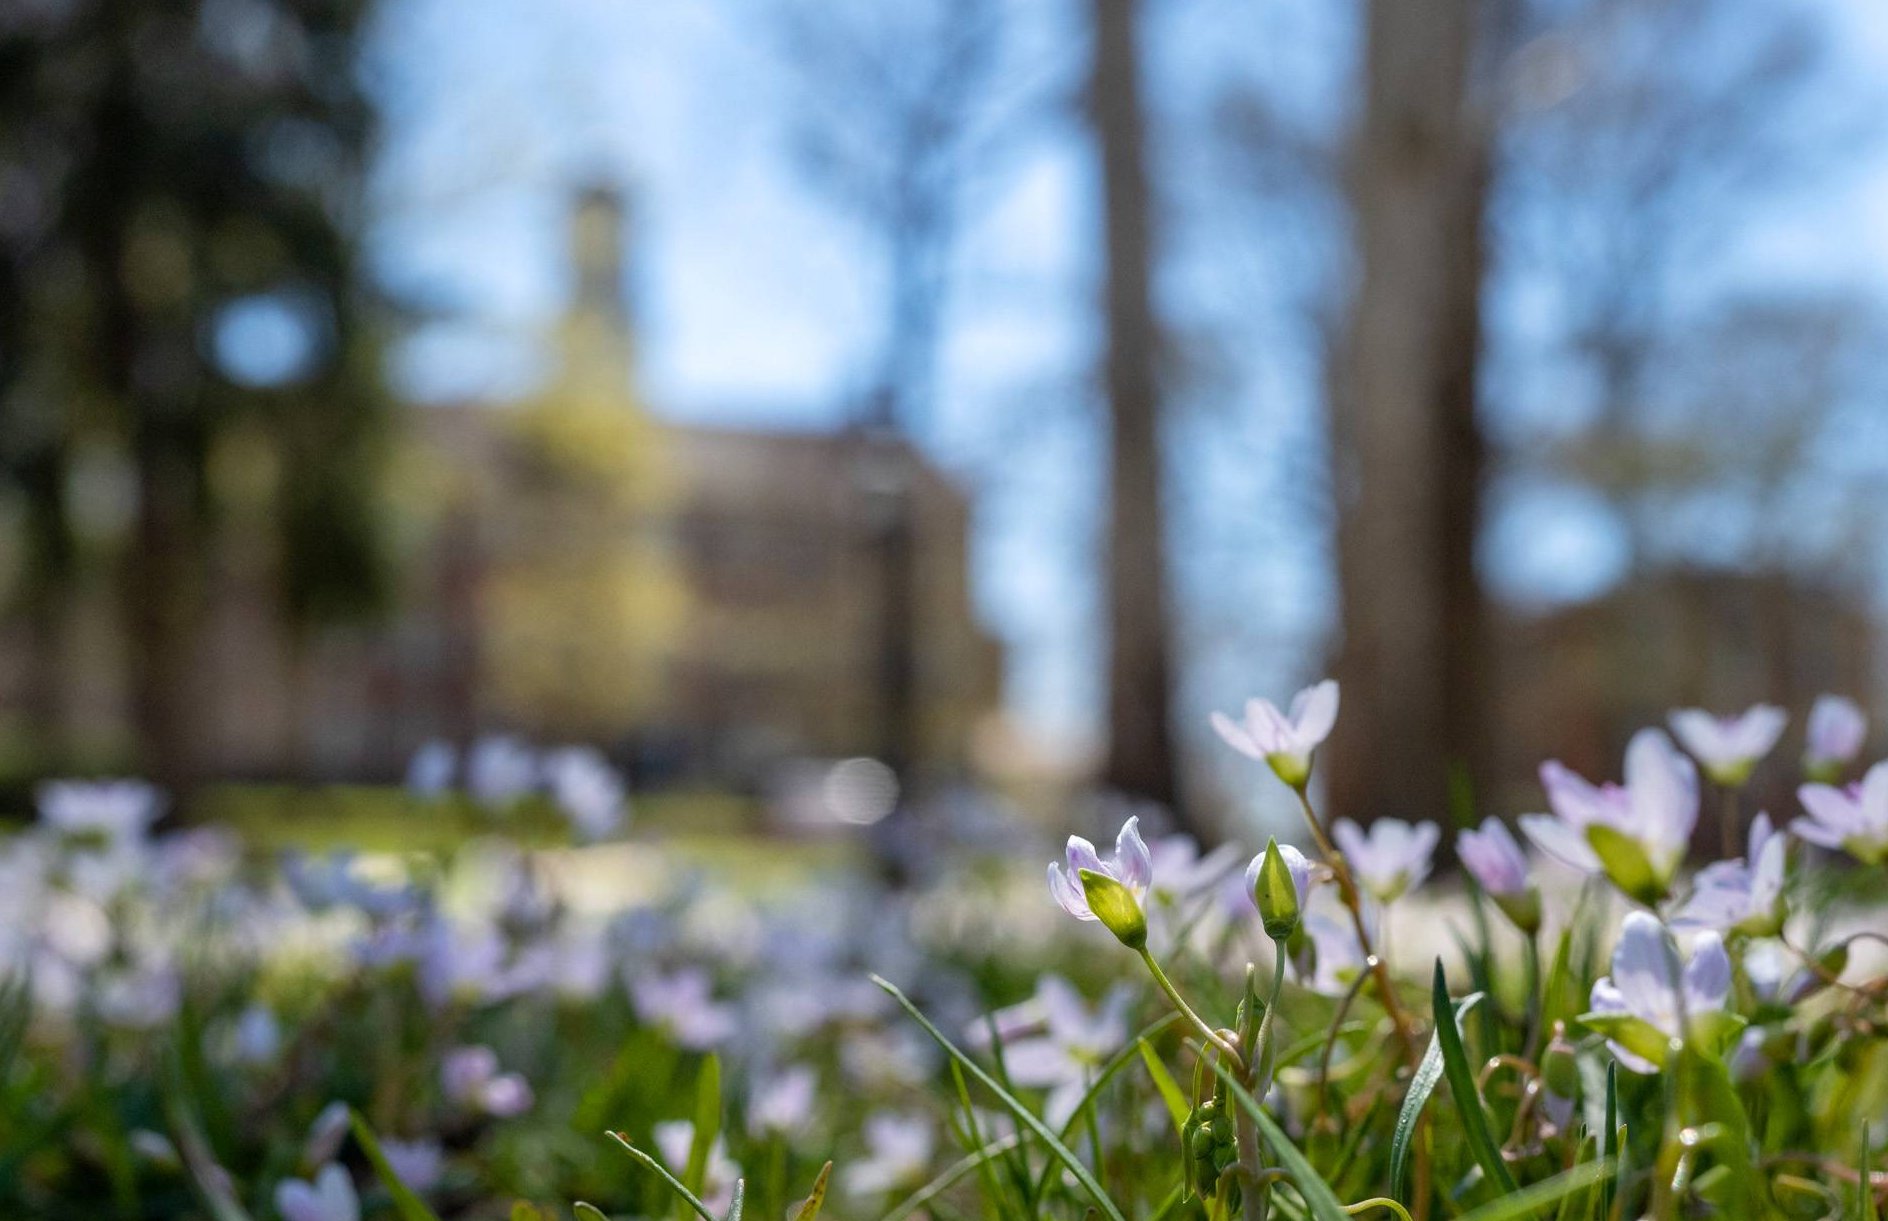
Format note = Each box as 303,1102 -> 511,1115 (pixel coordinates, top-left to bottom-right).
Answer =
1292,786 -> 1420,1056
1138,948 -> 1244,1070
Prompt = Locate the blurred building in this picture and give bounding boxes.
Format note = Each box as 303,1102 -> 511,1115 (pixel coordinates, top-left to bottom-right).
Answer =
191,185 -> 1003,786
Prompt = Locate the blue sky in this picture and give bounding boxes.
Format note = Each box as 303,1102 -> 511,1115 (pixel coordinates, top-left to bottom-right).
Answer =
359,0 -> 1888,755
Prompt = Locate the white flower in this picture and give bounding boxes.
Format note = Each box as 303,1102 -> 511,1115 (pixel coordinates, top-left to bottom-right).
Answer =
1457,818 -> 1530,897
1211,680 -> 1339,787
543,746 -> 628,841
990,976 -> 1130,1126
1300,907 -> 1364,995
1586,913 -> 1732,1074
1674,813 -> 1787,935
1794,762 -> 1888,865
440,1045 -> 534,1117
631,968 -> 739,1049
232,1004 -> 282,1066
1331,818 -> 1438,904
38,780 -> 162,844
1047,816 -> 1153,946
1804,695 -> 1866,777
1242,842 -> 1314,911
655,1121 -> 740,1214
275,1164 -> 360,1221
1521,729 -> 1698,901
405,740 -> 456,798
1146,834 -> 1243,907
842,1114 -> 934,1197
304,1102 -> 353,1167
466,736 -> 538,809
379,1138 -> 445,1194
1669,705 -> 1787,787
749,1065 -> 818,1136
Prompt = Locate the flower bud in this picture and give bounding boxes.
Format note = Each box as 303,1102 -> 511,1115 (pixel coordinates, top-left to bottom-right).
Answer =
1078,868 -> 1147,949
1252,839 -> 1303,941
1492,888 -> 1542,937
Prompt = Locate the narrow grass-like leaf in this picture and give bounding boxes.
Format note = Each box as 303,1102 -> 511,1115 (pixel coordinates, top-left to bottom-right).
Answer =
685,1056 -> 723,1210
1139,1037 -> 1190,1135
573,1204 -> 610,1219
1031,1013 -> 1179,1202
350,1111 -> 444,1221
1391,1030 -> 1444,1201
161,1090 -> 254,1221
1449,1160 -> 1614,1221
1203,1044 -> 1349,1221
880,1137 -> 1022,1221
873,974 -> 1128,1221
1552,1134 -> 1598,1221
1861,1122 -> 1879,1221
1601,1062 -> 1619,1221
725,1178 -> 746,1221
1431,960 -> 1519,1196
792,1161 -> 833,1221
610,1130 -> 720,1221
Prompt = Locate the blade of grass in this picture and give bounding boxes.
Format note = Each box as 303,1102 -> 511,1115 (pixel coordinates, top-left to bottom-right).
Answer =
725,1179 -> 745,1221
872,974 -> 1128,1221
1449,1160 -> 1614,1221
610,1130 -> 720,1221
880,1136 -> 1024,1221
684,1056 -> 723,1214
350,1110 -> 445,1221
1861,1122 -> 1878,1221
1030,1014 -> 1182,1201
574,1206 -> 610,1220
1601,1062 -> 1619,1221
1430,960 -> 1519,1196
1139,1038 -> 1190,1135
791,1162 -> 834,1221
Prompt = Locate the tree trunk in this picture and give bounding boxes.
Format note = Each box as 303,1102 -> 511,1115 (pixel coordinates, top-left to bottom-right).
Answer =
1090,0 -> 1187,827
1326,0 -> 1494,826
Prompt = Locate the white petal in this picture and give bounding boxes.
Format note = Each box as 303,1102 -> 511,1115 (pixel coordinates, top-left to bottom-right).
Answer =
1115,817 -> 1153,892
1610,912 -> 1678,1025
1683,932 -> 1732,1012
1519,813 -> 1600,871
1290,680 -> 1340,748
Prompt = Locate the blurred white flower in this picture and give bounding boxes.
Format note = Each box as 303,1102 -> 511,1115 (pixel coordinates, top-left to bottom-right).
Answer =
231,1003 -> 282,1066
1147,833 -> 1243,907
38,780 -> 162,844
1674,813 -> 1787,935
275,1164 -> 359,1221
1332,818 -> 1438,904
1300,904 -> 1364,995
1804,695 -> 1866,779
304,1101 -> 352,1167
1587,913 -> 1732,1074
466,736 -> 538,809
655,1120 -> 740,1214
1669,705 -> 1787,787
441,1045 -> 534,1117
749,1064 -> 818,1136
1456,818 -> 1531,897
379,1138 -> 445,1193
631,967 -> 738,1049
1521,729 -> 1698,901
543,746 -> 627,841
842,1113 -> 934,1197
405,740 -> 456,799
990,975 -> 1129,1126
1795,762 -> 1888,865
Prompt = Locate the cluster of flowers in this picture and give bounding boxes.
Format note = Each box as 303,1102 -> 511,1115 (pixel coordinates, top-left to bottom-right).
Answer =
407,735 -> 630,841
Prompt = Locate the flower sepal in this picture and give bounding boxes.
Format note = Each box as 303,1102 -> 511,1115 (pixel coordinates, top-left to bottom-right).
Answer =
1491,888 -> 1542,936
1078,869 -> 1148,949
1252,838 -> 1304,941
1585,824 -> 1668,905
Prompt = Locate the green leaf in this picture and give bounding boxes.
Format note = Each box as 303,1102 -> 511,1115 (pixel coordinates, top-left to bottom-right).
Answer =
1862,1121 -> 1879,1221
512,1205 -> 545,1221
1139,1037 -> 1190,1136
684,1055 -> 723,1212
1449,1159 -> 1615,1221
573,1204 -> 610,1220
724,1178 -> 745,1221
792,1162 -> 833,1221
873,974 -> 1129,1221
1202,1051 -> 1349,1221
610,1131 -> 720,1221
1431,959 -> 1520,1197
349,1111 -> 444,1221
1390,1016 -> 1447,1199
1601,1062 -> 1619,1221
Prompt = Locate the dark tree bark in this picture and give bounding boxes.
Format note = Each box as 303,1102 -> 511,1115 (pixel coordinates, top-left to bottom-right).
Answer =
1326,0 -> 1495,825
1090,0 -> 1186,825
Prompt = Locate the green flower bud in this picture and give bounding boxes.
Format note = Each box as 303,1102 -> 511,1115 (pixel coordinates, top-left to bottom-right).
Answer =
1078,868 -> 1147,949
1493,887 -> 1543,937
1253,838 -> 1304,942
